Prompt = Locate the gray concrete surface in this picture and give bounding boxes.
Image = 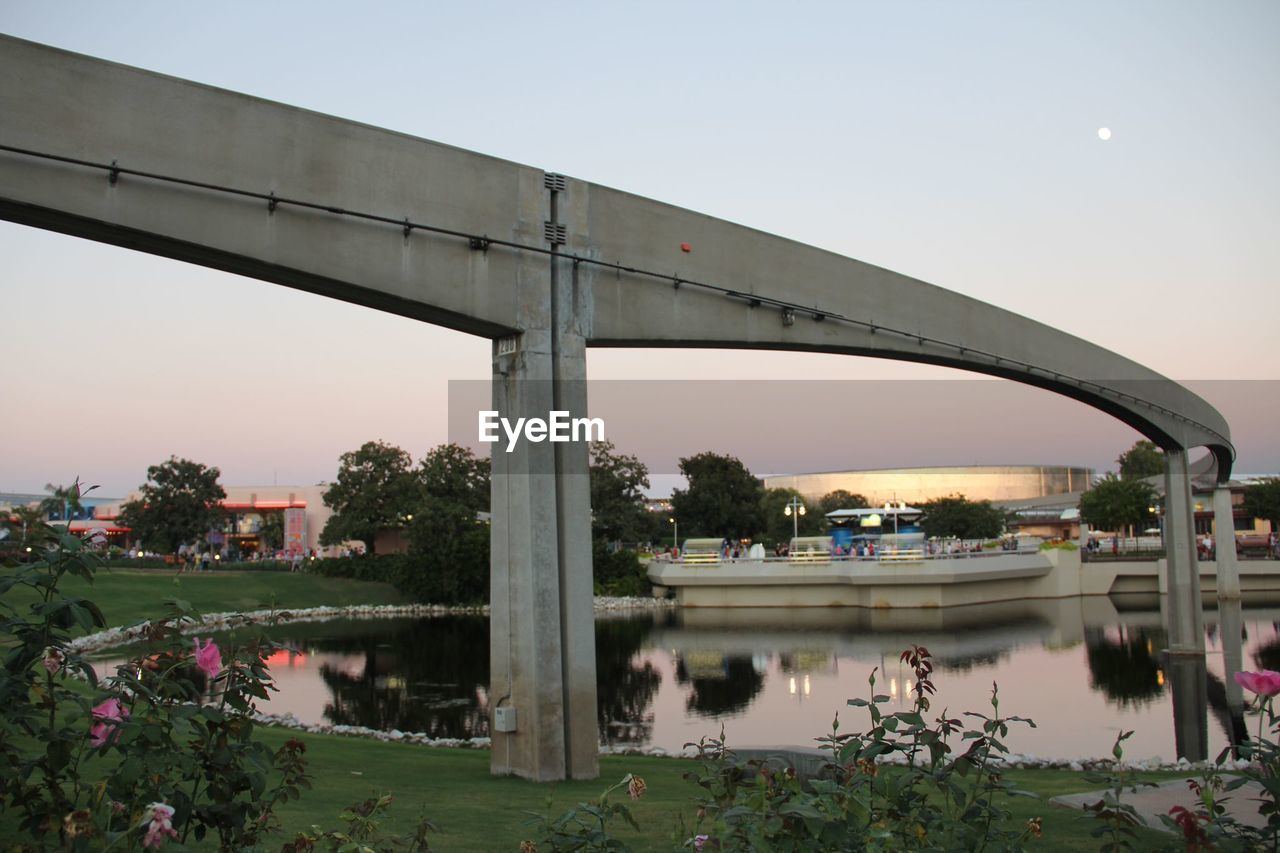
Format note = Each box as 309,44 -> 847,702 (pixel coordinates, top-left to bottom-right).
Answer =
1053,776 -> 1267,832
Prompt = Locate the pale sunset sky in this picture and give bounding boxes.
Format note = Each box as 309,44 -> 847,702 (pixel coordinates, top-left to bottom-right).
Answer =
1,1 -> 1277,497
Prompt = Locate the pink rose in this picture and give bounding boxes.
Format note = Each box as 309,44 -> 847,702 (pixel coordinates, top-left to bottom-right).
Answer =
142,802 -> 177,849
193,638 -> 222,680
89,697 -> 128,747
1234,670 -> 1280,697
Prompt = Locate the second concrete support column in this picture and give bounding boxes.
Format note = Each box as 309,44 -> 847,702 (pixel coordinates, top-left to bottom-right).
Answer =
1213,485 -> 1240,600
1163,449 -> 1204,653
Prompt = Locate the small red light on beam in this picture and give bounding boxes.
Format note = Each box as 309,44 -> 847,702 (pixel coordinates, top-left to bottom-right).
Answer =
680,243 -> 691,253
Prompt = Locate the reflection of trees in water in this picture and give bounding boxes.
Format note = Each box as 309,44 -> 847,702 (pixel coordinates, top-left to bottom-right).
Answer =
317,616 -> 491,738
1084,626 -> 1165,708
596,618 -> 662,745
298,615 -> 665,743
675,655 -> 765,717
1250,632 -> 1280,673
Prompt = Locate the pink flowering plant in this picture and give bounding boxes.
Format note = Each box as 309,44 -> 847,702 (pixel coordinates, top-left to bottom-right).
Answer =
0,498 -> 312,850
1151,669 -> 1280,848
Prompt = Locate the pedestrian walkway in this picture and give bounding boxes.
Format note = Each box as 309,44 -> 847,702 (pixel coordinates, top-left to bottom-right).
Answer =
1053,776 -> 1266,832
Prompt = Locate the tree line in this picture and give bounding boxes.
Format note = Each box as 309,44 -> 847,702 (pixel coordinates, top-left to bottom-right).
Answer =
60,438 -> 1280,587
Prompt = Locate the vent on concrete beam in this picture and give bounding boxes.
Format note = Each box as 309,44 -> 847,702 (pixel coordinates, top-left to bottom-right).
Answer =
544,222 -> 567,246
543,173 -> 567,192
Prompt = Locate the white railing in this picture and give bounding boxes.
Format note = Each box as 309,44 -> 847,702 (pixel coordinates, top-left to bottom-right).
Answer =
670,545 -> 1039,566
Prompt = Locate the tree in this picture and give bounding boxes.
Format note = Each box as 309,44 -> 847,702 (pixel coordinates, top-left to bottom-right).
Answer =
1242,478 -> 1280,528
1117,440 -> 1164,480
1079,474 -> 1157,535
918,494 -> 1006,540
589,440 -> 650,543
117,456 -> 226,555
818,489 -> 869,518
406,497 -> 490,604
759,488 -> 823,545
419,443 -> 490,513
4,504 -> 49,550
670,452 -> 763,539
404,443 -> 492,604
320,440 -> 417,556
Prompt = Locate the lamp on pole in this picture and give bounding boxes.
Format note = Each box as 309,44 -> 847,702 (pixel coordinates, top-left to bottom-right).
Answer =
1148,503 -> 1163,549
668,517 -> 678,554
783,497 -> 807,542
883,499 -> 904,538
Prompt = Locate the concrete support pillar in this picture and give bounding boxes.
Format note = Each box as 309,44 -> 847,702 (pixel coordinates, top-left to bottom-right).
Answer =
1213,486 -> 1240,600
1219,599 -> 1247,741
1165,652 -> 1208,762
1163,449 -> 1204,654
488,173 -> 598,782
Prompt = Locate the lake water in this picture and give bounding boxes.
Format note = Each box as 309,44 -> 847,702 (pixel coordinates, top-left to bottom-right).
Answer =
96,596 -> 1280,761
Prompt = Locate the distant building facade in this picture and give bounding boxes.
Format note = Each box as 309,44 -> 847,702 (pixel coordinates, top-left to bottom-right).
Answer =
2,485 -> 339,557
763,465 -> 1093,506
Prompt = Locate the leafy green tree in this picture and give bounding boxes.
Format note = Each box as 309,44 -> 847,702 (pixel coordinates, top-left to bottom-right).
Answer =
759,488 -> 823,545
400,444 -> 493,604
918,495 -> 1006,540
118,456 -> 226,555
670,452 -> 763,539
589,440 -> 650,543
818,489 -> 869,517
1242,478 -> 1280,528
1117,440 -> 1164,480
419,443 -> 490,513
1079,474 -> 1158,536
406,497 -> 490,604
320,440 -> 417,556
4,504 -> 48,550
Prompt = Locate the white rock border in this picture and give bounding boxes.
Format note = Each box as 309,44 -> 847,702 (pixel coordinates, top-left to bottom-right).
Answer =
68,596 -> 674,656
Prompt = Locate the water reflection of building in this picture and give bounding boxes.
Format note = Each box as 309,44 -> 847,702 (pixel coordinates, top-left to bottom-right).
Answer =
675,654 -> 765,718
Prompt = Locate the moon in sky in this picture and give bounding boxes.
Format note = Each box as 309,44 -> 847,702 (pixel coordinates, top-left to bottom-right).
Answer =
1097,127 -> 1112,141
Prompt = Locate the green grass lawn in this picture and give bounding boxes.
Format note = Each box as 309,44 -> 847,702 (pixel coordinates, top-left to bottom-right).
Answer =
4,568 -> 411,634
255,727 -> 1181,851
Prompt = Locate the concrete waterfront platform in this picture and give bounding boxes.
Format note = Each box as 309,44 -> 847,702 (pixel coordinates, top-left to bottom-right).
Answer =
650,550 -> 1066,608
1052,776 -> 1267,832
649,550 -> 1280,608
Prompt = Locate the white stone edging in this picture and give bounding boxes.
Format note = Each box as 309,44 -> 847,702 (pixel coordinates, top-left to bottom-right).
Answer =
68,596 -> 675,656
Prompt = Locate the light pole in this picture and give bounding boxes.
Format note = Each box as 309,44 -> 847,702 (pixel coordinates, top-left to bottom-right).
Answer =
1148,503 -> 1163,550
783,497 -> 807,542
883,499 -> 904,538
668,517 -> 678,554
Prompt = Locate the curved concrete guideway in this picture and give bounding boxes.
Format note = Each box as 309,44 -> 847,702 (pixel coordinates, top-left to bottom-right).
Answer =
0,35 -> 1236,780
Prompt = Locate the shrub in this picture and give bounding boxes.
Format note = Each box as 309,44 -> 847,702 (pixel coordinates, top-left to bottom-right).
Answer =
679,646 -> 1042,851
593,541 -> 650,598
0,519 -> 314,848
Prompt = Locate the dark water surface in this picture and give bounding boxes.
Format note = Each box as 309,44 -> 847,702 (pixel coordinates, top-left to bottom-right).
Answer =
97,596 -> 1280,760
